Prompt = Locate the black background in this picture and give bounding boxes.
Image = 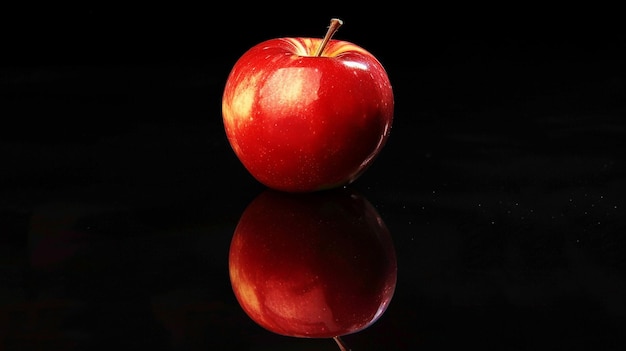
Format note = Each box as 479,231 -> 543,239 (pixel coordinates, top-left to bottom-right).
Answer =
2,4 -> 626,351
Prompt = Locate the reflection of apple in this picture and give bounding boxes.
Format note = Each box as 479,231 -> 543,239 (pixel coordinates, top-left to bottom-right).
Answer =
228,187 -> 397,349
222,18 -> 394,192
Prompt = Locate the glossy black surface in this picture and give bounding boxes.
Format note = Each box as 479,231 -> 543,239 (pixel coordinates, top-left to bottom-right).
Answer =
2,7 -> 625,351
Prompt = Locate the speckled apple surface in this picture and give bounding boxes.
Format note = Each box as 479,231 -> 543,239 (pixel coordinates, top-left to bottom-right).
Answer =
222,37 -> 394,192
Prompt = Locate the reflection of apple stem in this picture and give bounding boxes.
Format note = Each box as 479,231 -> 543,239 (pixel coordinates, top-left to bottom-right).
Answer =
315,18 -> 344,57
333,336 -> 351,351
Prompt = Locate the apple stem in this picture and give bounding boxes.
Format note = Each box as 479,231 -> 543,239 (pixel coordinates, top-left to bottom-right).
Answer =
314,18 -> 343,57
333,336 -> 351,351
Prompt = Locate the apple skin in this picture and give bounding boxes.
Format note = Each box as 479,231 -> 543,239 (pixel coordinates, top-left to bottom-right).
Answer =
228,187 -> 397,339
222,37 -> 394,192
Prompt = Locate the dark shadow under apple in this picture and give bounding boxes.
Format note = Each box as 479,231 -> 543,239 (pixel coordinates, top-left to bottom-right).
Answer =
228,187 -> 397,350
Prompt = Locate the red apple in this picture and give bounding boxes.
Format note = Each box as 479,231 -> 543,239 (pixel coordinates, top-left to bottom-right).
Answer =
228,187 -> 397,348
222,19 -> 394,192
